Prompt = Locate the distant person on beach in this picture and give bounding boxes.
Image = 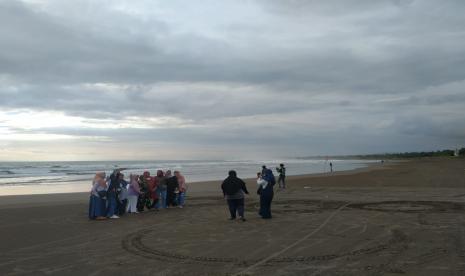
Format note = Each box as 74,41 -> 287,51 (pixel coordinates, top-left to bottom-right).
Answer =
89,172 -> 107,220
221,170 -> 249,221
330,162 -> 333,173
175,171 -> 187,208
276,163 -> 286,189
127,174 -> 140,213
256,172 -> 273,219
165,170 -> 179,207
261,165 -> 267,176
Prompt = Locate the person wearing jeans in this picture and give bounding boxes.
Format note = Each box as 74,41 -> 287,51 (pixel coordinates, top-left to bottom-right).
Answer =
175,171 -> 187,208
155,170 -> 167,209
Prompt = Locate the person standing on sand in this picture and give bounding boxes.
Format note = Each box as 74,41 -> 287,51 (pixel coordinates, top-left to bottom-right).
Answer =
143,171 -> 158,209
256,172 -> 273,219
127,174 -> 140,213
106,169 -> 122,219
175,171 -> 187,208
165,170 -> 179,207
276,163 -> 286,189
89,172 -> 107,220
155,170 -> 167,209
221,170 -> 249,221
117,173 -> 128,216
261,165 -> 267,176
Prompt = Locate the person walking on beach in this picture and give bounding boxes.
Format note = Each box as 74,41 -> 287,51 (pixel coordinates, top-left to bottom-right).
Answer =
276,163 -> 286,189
256,172 -> 273,219
175,171 -> 187,208
88,172 -> 107,220
330,162 -> 333,173
221,170 -> 249,221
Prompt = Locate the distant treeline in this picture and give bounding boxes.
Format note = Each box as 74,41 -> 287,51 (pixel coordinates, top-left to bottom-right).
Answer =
350,149 -> 462,159
300,148 -> 465,160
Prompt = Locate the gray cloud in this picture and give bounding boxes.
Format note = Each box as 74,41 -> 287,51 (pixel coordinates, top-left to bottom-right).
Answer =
1,0 -> 464,160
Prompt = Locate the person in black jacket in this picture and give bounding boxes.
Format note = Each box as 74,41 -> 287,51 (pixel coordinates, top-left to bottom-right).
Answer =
106,169 -> 122,219
165,170 -> 179,207
221,170 -> 249,221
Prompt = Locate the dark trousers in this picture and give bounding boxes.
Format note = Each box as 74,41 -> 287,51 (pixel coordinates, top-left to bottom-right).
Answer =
259,192 -> 273,219
227,198 -> 244,218
166,188 -> 177,206
117,199 -> 127,216
278,175 -> 285,188
106,193 -> 117,217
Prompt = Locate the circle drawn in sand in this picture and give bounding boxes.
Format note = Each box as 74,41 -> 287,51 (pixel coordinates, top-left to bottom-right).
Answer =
121,228 -> 391,266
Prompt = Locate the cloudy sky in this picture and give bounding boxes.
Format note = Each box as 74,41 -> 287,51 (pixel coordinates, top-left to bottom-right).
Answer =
0,0 -> 464,161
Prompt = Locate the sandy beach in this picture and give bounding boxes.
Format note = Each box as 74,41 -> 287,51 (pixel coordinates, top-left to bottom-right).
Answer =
1,157 -> 464,275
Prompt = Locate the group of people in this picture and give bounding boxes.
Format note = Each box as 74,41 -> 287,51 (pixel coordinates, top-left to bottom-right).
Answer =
221,164 -> 285,221
89,163 -> 287,222
88,168 -> 187,220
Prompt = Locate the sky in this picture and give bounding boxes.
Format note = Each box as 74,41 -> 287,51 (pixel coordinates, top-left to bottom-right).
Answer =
0,0 -> 464,161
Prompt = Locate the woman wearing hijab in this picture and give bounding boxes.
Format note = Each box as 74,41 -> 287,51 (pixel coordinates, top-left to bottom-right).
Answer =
221,170 -> 249,221
143,171 -> 158,209
155,170 -> 167,209
257,171 -> 273,219
127,174 -> 140,213
117,173 -> 128,216
106,169 -> 122,219
174,171 -> 187,208
88,172 -> 107,220
165,170 -> 179,207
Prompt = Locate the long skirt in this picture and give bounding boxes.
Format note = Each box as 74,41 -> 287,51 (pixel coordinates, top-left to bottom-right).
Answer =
259,190 -> 273,219
89,195 -> 106,219
127,195 -> 138,213
166,187 -> 177,207
106,193 -> 117,217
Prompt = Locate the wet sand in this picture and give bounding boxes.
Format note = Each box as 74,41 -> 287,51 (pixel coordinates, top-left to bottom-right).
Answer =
0,158 -> 464,275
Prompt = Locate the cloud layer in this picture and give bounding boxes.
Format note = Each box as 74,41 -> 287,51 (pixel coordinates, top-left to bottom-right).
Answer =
1,0 -> 464,160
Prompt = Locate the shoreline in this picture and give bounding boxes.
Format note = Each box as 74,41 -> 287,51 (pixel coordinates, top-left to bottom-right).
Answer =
0,160 -> 388,204
0,159 -> 382,197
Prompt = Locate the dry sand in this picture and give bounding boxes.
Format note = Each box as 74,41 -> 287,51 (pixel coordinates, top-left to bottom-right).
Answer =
0,157 -> 464,275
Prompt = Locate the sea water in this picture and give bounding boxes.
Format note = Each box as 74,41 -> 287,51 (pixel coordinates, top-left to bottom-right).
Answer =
0,159 -> 378,195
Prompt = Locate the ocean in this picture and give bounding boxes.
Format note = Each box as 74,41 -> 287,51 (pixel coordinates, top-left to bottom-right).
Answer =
0,159 -> 378,195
